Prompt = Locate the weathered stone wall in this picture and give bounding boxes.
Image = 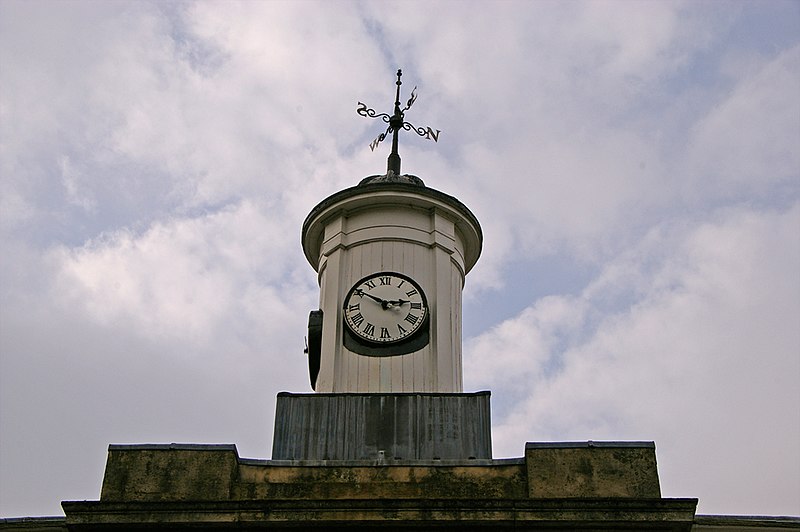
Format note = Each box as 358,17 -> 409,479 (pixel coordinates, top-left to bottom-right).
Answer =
2,444 -> 796,530
100,444 -> 238,502
235,460 -> 527,500
95,441 -> 665,503
525,441 -> 661,498
5,514 -> 798,531
54,441 -> 702,530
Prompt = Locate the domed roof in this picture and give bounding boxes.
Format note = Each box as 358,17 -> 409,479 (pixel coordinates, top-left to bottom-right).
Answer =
358,171 -> 425,187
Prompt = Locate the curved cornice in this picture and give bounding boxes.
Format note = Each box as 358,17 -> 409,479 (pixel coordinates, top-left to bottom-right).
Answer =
302,182 -> 483,274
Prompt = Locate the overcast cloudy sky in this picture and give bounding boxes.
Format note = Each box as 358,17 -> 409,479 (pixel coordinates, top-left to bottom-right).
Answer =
1,0 -> 798,519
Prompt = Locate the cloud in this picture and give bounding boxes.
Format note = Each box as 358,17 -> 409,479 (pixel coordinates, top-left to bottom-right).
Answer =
465,202 -> 800,514
0,0 -> 388,245
0,199 -> 317,515
1,0 -> 798,519
685,45 -> 800,201
50,199 -> 311,348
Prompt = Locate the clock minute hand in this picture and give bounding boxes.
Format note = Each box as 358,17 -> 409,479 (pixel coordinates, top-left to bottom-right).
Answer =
355,289 -> 390,307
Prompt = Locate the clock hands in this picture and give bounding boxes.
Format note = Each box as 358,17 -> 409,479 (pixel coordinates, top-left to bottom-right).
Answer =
354,289 -> 409,310
354,289 -> 386,306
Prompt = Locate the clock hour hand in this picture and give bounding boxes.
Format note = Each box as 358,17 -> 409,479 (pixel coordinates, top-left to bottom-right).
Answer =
386,298 -> 409,307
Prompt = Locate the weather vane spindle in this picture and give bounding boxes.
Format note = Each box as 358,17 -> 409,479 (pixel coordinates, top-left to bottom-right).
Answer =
356,69 -> 440,175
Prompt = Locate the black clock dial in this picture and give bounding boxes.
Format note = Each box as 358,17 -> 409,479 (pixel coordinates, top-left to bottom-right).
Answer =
343,272 -> 428,345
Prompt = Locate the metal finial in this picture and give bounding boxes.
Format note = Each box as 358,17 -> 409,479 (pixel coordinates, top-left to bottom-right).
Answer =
356,69 -> 440,175
395,69 -> 403,105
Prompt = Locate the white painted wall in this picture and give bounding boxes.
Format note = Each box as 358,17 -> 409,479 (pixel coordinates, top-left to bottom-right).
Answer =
303,186 -> 481,393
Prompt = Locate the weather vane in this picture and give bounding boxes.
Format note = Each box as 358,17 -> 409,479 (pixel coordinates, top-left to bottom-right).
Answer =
357,69 -> 440,175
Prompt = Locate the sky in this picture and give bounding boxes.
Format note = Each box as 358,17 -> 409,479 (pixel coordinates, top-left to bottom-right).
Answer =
1,0 -> 798,519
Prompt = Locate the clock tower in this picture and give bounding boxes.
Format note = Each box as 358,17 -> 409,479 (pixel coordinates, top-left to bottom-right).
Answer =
272,70 -> 491,461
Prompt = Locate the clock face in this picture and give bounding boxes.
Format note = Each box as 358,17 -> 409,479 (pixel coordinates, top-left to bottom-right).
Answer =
343,272 -> 428,345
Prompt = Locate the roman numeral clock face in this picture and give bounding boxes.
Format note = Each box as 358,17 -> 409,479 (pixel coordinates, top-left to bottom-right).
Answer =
342,272 -> 429,356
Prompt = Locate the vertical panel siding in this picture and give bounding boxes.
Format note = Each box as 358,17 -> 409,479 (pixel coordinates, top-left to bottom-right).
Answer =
317,204 -> 470,394
272,392 -> 493,460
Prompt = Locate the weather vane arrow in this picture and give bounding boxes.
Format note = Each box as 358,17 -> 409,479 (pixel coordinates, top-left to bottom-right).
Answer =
356,69 -> 440,175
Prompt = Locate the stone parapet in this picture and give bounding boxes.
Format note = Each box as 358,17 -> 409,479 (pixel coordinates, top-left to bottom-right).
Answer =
525,441 -> 661,498
100,444 -> 238,502
59,441 -> 699,530
62,498 -> 699,530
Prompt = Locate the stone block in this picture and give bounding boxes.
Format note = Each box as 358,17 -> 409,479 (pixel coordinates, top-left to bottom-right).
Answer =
100,444 -> 238,501
526,441 -> 661,498
234,459 -> 528,500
